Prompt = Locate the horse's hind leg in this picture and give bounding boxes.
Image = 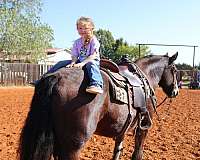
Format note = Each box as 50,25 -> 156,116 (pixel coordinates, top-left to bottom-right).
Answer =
132,127 -> 148,160
112,137 -> 124,160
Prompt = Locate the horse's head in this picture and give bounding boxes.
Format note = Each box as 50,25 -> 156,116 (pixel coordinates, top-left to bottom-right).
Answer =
135,52 -> 179,98
158,52 -> 179,98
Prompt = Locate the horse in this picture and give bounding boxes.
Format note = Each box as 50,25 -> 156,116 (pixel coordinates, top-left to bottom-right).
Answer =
18,52 -> 179,160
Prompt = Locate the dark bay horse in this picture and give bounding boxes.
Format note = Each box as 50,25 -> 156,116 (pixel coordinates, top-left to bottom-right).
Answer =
18,52 -> 179,160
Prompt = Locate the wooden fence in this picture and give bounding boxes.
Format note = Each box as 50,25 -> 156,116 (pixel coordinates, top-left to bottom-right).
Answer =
0,62 -> 52,86
1,63 -> 198,87
177,70 -> 199,81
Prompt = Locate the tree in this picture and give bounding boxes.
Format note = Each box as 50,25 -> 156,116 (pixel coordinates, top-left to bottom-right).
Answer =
113,38 -> 127,53
94,29 -> 115,59
0,0 -> 54,62
176,63 -> 193,70
113,44 -> 149,62
94,29 -> 149,62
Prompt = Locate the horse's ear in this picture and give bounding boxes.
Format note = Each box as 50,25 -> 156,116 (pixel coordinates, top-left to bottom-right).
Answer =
165,52 -> 168,56
169,52 -> 178,64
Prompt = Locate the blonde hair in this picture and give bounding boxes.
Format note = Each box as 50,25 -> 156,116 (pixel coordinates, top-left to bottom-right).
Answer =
76,16 -> 95,29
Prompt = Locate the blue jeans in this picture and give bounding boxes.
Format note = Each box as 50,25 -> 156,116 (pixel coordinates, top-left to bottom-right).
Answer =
37,59 -> 103,88
85,59 -> 103,88
33,60 -> 71,85
46,60 -> 72,73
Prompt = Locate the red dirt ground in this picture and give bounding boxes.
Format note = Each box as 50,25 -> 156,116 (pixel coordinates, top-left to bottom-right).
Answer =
0,87 -> 199,160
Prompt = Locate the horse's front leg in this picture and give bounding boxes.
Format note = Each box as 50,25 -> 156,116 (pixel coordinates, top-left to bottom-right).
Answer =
132,127 -> 148,160
112,137 -> 124,160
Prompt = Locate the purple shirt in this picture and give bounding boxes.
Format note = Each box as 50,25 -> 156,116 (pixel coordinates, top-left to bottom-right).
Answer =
71,36 -> 100,62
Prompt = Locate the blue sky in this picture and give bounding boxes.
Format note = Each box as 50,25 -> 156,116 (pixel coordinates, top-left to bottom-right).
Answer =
41,0 -> 200,65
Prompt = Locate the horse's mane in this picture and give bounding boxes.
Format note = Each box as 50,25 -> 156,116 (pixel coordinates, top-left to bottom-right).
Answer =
134,54 -> 169,64
134,54 -> 170,86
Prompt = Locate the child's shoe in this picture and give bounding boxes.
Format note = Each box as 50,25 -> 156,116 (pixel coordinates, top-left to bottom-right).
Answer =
86,85 -> 103,94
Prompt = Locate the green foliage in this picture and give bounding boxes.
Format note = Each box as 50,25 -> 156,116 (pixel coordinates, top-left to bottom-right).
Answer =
94,29 -> 115,58
95,29 -> 149,62
176,63 -> 193,70
0,0 -> 54,62
112,45 -> 134,62
113,40 -> 150,62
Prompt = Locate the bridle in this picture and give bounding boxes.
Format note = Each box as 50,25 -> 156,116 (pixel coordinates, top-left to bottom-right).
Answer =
164,64 -> 178,92
156,64 -> 177,108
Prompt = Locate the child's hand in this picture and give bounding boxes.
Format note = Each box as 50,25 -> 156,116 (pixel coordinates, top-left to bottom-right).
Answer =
66,62 -> 75,68
73,63 -> 84,68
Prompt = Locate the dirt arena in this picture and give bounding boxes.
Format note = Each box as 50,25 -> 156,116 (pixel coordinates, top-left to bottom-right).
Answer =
0,87 -> 199,160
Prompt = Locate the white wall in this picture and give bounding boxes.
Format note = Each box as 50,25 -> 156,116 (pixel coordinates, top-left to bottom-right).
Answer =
38,50 -> 72,65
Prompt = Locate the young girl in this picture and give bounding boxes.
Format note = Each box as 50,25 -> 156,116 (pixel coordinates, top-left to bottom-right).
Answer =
67,16 -> 103,94
33,17 -> 103,94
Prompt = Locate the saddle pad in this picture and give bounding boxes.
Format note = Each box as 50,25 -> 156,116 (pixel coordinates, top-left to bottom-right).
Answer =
112,84 -> 128,104
101,68 -> 129,104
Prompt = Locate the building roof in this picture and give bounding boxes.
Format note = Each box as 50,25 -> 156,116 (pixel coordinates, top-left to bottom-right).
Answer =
46,48 -> 63,54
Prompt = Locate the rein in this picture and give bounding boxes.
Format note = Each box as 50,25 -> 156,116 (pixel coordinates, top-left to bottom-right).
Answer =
154,64 -> 177,108
156,96 -> 167,108
153,64 -> 177,119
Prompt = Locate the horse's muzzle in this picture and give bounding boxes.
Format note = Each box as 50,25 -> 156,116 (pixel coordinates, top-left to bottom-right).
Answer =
170,88 -> 179,98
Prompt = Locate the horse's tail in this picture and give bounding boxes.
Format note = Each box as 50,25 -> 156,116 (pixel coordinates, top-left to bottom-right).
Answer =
18,74 -> 59,160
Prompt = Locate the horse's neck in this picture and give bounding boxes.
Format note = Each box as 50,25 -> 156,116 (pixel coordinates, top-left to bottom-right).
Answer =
136,61 -> 165,89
